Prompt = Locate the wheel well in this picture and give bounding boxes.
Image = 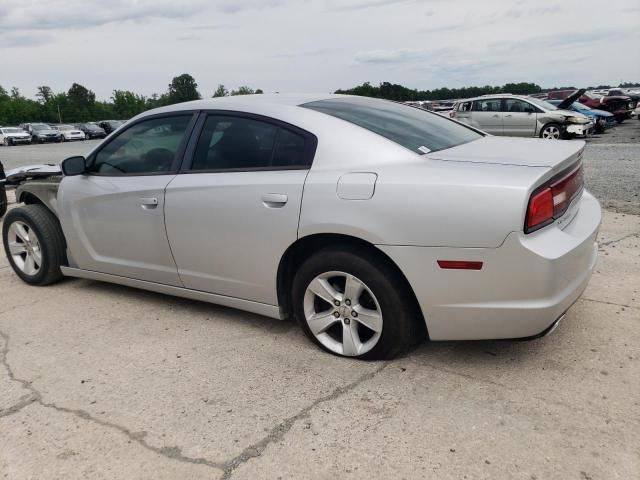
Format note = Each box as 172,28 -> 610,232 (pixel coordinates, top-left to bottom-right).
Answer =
20,192 -> 46,207
276,233 -> 428,338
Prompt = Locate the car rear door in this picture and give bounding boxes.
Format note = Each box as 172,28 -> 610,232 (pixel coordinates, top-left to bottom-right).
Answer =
58,113 -> 197,286
469,99 -> 503,135
501,99 -> 538,137
164,112 -> 317,305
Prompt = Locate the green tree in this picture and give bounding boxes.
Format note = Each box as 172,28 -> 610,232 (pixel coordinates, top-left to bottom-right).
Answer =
36,86 -> 53,104
255,89 -> 264,94
212,84 -> 229,97
230,86 -> 255,96
167,73 -> 200,104
112,90 -> 147,118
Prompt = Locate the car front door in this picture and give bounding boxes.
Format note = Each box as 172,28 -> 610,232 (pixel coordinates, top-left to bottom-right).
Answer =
470,99 -> 503,135
58,113 -> 196,286
502,99 -> 538,137
164,113 -> 317,305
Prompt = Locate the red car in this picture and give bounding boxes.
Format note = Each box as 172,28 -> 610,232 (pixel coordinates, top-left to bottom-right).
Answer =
547,89 -> 633,123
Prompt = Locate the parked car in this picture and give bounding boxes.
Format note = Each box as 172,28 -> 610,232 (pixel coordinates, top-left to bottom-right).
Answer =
2,95 -> 601,359
19,123 -> 63,143
547,90 -> 633,123
606,89 -> 639,109
453,94 -> 593,139
52,124 -> 86,142
0,160 -> 6,218
0,127 -> 32,146
98,120 -> 124,134
546,100 -> 615,133
634,102 -> 640,120
74,123 -> 107,139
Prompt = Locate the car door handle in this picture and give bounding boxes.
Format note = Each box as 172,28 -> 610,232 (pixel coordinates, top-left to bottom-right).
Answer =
504,114 -> 512,117
262,193 -> 288,208
140,197 -> 159,209
492,114 -> 500,118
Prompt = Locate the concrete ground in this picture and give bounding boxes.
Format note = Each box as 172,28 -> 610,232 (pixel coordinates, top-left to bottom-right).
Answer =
1,131 -> 639,479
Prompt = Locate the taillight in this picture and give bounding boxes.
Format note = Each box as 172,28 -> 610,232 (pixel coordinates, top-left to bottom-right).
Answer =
525,163 -> 584,233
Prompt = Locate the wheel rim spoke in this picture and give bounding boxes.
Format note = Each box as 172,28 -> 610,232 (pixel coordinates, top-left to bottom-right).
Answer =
23,254 -> 36,275
353,305 -> 383,333
8,241 -> 26,256
342,322 -> 361,356
307,311 -> 340,335
32,248 -> 42,268
308,277 -> 341,304
343,274 -> 364,304
12,223 -> 30,243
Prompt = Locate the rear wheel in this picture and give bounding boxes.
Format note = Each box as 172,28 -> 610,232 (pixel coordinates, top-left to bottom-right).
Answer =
540,123 -> 562,140
2,205 -> 66,286
292,247 -> 421,360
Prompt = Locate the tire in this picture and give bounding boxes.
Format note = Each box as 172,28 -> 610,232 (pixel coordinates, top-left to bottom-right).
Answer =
0,186 -> 7,218
2,204 -> 66,286
291,247 -> 421,360
540,123 -> 562,140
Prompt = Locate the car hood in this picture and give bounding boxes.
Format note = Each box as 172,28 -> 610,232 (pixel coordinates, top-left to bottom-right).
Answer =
587,108 -> 614,118
426,136 -> 584,169
557,88 -> 586,109
5,132 -> 30,137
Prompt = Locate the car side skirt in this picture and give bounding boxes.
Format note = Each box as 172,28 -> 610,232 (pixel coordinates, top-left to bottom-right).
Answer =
60,267 -> 282,320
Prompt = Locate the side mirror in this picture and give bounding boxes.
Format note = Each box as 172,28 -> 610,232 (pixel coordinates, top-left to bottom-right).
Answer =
61,156 -> 87,176
525,107 -> 534,114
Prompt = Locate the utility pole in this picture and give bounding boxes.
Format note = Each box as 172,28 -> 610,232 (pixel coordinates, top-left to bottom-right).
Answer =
57,104 -> 62,123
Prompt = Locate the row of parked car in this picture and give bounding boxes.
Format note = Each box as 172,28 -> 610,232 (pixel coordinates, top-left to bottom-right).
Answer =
0,120 -> 126,146
409,87 -> 639,140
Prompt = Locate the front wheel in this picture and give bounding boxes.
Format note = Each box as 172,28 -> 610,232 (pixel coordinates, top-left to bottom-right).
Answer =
0,186 -> 7,218
2,205 -> 66,286
292,248 -> 422,360
540,123 -> 562,140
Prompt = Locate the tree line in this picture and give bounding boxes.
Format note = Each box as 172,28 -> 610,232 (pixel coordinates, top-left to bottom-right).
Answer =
0,73 -> 263,126
335,81 -> 640,102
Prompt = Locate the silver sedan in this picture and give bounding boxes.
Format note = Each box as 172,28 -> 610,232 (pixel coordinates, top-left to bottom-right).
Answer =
1,94 -> 601,359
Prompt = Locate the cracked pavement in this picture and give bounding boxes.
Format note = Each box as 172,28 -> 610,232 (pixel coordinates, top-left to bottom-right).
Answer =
1,202 -> 639,478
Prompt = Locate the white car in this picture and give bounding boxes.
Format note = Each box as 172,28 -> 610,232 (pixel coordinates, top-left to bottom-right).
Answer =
54,124 -> 86,141
2,94 -> 601,359
0,127 -> 32,146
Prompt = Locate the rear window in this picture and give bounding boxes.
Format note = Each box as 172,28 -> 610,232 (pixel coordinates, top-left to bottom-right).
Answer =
302,97 -> 482,154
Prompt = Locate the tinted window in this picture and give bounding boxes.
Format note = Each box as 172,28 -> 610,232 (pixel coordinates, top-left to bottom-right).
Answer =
302,97 -> 481,154
90,115 -> 191,175
191,115 -> 312,171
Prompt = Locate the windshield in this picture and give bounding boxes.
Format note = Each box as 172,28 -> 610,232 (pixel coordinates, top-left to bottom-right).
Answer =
302,97 -> 482,154
31,124 -> 50,131
3,128 -> 24,134
527,97 -> 557,111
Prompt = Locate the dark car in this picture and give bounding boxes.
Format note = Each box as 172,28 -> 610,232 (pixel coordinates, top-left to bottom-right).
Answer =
0,160 -> 7,218
546,90 -> 633,123
19,123 -> 63,143
98,120 -> 124,135
74,123 -> 107,139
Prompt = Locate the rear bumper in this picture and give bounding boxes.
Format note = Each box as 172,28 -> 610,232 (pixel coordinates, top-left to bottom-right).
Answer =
378,191 -> 601,340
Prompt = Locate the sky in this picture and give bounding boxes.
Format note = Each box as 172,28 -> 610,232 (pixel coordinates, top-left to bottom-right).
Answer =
1,0 -> 639,100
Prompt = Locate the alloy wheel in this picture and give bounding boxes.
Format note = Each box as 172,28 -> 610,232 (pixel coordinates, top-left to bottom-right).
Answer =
7,221 -> 42,276
303,271 -> 383,357
542,125 -> 561,139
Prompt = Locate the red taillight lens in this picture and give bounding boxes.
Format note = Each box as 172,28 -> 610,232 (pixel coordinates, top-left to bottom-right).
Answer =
525,163 -> 584,233
526,188 -> 554,230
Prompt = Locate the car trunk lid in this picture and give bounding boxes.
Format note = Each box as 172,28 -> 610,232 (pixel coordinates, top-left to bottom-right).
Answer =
426,136 -> 584,174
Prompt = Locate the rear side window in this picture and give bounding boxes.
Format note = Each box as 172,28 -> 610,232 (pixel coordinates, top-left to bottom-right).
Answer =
457,102 -> 472,112
472,99 -> 501,112
190,115 -> 314,171
302,97 -> 481,154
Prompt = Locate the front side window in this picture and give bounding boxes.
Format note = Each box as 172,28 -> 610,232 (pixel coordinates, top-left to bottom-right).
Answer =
90,115 -> 191,175
303,97 -> 481,154
502,99 -> 531,113
190,115 -> 312,171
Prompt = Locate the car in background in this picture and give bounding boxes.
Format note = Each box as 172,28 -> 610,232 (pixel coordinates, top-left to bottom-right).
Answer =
547,100 -> 615,133
547,90 -> 632,123
52,124 -> 86,142
74,123 -> 107,139
98,120 -> 124,134
634,102 -> 640,120
19,123 -> 63,143
0,127 -> 32,146
606,89 -> 639,109
453,94 -> 592,139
